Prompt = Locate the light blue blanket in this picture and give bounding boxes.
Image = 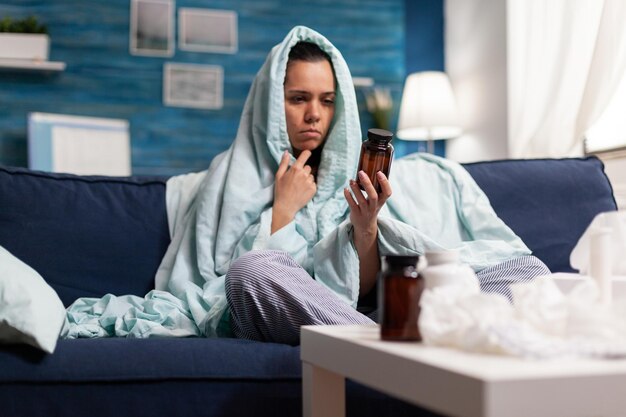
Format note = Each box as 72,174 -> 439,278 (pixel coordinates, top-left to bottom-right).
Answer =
62,26 -> 529,339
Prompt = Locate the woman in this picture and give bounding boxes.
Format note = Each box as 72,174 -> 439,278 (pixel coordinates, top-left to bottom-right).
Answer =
225,39 -> 391,344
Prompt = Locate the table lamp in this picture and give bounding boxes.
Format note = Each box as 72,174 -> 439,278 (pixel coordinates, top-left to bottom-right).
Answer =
397,71 -> 462,154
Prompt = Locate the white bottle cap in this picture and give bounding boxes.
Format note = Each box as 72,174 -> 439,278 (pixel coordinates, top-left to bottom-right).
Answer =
425,250 -> 459,266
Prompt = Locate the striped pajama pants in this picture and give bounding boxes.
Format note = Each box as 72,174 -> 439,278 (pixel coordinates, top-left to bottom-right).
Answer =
225,250 -> 550,345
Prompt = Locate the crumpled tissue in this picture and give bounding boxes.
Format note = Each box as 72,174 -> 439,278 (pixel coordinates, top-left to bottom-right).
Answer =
420,274 -> 626,359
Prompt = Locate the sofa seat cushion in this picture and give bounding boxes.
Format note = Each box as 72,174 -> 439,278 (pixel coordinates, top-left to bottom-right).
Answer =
0,338 -> 437,417
0,166 -> 170,307
0,337 -> 300,383
463,157 -> 617,272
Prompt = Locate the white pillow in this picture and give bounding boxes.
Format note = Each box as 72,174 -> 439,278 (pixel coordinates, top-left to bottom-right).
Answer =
0,245 -> 66,353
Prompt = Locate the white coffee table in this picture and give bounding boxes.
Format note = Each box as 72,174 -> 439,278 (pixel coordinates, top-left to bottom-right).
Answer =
301,324 -> 626,417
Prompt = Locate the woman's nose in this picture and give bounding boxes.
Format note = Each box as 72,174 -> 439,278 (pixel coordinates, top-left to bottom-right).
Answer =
305,101 -> 321,123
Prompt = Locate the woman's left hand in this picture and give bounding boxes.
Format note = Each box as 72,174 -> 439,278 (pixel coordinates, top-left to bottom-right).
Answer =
343,170 -> 392,234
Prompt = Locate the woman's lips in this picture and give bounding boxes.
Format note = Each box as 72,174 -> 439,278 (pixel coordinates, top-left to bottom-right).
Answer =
301,130 -> 321,139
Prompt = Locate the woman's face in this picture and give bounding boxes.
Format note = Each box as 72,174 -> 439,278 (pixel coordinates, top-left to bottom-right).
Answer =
284,59 -> 336,157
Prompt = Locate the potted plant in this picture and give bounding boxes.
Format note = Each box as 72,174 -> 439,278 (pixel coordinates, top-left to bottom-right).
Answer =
0,16 -> 50,61
365,87 -> 393,131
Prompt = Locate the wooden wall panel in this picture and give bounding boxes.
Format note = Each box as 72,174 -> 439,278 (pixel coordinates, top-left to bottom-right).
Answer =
0,0 -> 443,175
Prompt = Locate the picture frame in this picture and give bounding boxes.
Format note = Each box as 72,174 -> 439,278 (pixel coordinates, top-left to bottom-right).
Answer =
28,112 -> 131,176
129,0 -> 174,57
178,8 -> 238,54
163,63 -> 223,110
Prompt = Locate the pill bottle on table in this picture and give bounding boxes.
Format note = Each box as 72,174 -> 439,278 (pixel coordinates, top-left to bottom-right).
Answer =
380,255 -> 423,341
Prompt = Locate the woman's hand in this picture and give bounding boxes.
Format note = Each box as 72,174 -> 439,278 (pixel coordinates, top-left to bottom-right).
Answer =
271,150 -> 316,234
344,170 -> 392,296
344,170 -> 392,234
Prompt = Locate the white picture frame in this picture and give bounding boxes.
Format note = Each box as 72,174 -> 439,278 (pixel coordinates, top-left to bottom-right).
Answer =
129,0 -> 174,57
163,63 -> 223,110
178,8 -> 238,54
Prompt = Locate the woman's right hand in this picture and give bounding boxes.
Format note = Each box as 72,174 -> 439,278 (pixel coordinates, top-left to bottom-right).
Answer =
271,150 -> 316,233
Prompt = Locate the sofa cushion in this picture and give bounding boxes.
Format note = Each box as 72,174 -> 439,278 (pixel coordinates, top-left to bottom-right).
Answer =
0,338 -> 437,417
0,166 -> 170,307
463,157 -> 617,273
0,337 -> 300,383
0,338 -> 301,416
0,245 -> 66,353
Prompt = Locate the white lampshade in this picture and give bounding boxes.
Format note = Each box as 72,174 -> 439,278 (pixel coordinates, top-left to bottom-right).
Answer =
397,71 -> 462,141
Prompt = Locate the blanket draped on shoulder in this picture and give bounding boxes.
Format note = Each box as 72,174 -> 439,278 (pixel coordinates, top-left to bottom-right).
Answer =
61,26 -> 529,339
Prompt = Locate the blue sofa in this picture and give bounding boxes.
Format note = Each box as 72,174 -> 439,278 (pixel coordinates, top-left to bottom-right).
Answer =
0,157 -> 616,417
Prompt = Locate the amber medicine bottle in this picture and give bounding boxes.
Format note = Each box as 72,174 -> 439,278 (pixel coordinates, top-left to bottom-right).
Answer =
379,255 -> 423,341
357,128 -> 394,193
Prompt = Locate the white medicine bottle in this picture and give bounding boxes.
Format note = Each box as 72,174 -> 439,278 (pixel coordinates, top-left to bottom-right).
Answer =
421,250 -> 479,291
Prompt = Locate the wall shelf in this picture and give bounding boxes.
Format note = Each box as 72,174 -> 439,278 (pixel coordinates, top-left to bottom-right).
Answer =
0,58 -> 66,72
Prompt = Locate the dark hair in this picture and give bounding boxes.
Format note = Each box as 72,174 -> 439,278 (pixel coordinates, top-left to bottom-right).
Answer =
287,41 -> 332,66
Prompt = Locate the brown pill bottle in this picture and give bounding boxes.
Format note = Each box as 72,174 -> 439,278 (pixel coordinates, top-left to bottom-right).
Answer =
357,128 -> 394,193
379,255 -> 424,341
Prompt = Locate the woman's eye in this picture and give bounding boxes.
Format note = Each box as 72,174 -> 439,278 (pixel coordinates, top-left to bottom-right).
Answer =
324,98 -> 335,105
291,96 -> 305,103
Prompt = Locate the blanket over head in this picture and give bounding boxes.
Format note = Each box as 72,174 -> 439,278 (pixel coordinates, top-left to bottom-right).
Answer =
62,26 -> 530,339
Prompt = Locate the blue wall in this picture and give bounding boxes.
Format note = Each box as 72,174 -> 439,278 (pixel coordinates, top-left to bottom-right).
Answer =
398,0 -> 445,157
0,0 -> 443,175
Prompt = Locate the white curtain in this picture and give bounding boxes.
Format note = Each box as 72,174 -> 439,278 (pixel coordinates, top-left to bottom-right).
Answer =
507,0 -> 626,158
